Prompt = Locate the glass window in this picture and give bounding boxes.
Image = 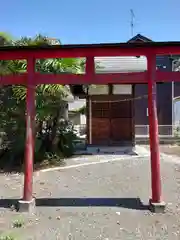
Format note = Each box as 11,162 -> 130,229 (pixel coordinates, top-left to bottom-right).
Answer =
88,85 -> 109,95
113,84 -> 132,95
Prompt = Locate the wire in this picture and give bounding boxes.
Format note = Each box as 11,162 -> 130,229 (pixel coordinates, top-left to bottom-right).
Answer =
91,94 -> 148,103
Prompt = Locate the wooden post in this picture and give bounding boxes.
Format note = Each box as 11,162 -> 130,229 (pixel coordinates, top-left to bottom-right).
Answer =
23,58 -> 36,202
147,54 -> 165,212
86,57 -> 95,145
89,97 -> 92,144
131,84 -> 135,147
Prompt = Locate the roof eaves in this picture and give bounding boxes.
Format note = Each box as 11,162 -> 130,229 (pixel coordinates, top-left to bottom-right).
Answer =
127,34 -> 153,43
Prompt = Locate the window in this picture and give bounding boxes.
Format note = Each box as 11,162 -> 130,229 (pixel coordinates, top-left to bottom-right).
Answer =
88,85 -> 109,95
113,84 -> 132,95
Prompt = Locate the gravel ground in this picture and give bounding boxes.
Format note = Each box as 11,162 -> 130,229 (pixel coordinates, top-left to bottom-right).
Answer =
159,145 -> 180,157
0,154 -> 180,239
143,144 -> 180,158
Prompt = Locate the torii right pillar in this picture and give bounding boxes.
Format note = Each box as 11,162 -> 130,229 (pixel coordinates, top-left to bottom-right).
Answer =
147,54 -> 166,213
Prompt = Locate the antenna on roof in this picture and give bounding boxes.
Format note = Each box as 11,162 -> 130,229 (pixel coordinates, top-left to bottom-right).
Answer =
130,9 -> 135,37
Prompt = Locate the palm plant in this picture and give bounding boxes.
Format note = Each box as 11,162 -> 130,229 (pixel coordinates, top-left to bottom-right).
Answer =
0,33 -> 84,169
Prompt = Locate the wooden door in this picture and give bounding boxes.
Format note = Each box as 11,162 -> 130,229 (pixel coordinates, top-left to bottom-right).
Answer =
110,100 -> 133,143
90,95 -> 134,145
91,101 -> 110,145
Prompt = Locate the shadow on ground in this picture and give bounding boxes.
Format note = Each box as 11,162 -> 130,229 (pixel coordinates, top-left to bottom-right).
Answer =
74,147 -> 138,156
74,152 -> 138,156
0,197 -> 148,211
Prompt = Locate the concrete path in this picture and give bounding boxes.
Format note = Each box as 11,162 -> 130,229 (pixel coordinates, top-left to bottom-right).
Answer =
0,149 -> 180,239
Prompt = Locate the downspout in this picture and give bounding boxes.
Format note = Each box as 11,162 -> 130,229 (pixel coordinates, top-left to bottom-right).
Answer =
172,59 -> 176,127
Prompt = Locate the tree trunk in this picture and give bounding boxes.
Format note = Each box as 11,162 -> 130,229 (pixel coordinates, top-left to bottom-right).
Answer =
50,101 -> 68,152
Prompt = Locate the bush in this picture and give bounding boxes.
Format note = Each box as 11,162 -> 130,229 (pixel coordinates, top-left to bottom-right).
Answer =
0,87 -> 78,171
0,121 -> 77,171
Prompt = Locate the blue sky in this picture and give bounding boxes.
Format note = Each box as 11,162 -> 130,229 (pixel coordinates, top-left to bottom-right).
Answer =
1,0 -> 180,44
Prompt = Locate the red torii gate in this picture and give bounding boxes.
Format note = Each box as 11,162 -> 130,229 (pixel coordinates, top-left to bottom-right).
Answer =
1,41 -> 180,213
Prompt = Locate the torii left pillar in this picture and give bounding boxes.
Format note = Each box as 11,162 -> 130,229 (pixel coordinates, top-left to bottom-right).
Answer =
18,58 -> 36,213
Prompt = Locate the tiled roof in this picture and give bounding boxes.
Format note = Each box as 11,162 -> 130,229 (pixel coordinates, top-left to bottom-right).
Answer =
127,34 -> 152,43
95,56 -> 147,73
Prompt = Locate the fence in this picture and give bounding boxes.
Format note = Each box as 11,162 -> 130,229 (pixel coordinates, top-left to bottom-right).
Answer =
74,124 -> 180,138
135,125 -> 180,137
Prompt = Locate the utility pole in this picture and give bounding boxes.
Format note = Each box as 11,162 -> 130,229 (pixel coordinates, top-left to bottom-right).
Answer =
130,9 -> 135,37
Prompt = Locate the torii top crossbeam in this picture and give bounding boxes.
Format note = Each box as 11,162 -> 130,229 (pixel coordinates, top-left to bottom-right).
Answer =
0,41 -> 180,86
0,41 -> 180,59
